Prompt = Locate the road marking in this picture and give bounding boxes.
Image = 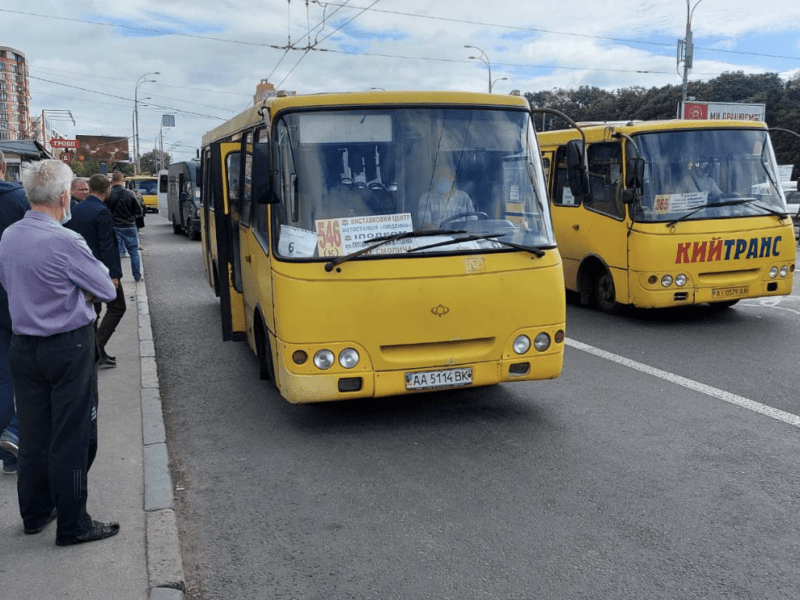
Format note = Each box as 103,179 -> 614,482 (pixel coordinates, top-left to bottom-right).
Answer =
740,297 -> 800,315
566,338 -> 800,429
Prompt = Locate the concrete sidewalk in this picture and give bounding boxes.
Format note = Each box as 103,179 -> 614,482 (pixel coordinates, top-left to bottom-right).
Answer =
0,252 -> 185,600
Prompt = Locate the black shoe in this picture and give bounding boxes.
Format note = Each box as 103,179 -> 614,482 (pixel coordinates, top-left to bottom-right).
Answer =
98,356 -> 117,369
56,520 -> 120,546
99,349 -> 116,362
24,508 -> 57,535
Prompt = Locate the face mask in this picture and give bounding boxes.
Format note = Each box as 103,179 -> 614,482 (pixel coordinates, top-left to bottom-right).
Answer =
434,180 -> 452,194
59,197 -> 72,225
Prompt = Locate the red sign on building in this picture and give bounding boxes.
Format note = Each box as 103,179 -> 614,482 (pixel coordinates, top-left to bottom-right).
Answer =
51,138 -> 79,149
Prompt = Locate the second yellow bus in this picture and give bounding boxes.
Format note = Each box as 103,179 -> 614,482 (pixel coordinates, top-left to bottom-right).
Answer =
539,119 -> 795,312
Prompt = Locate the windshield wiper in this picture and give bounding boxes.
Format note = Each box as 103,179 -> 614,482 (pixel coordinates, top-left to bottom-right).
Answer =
733,197 -> 789,218
665,199 -> 752,227
666,197 -> 789,227
408,234 -> 546,257
324,229 -> 466,271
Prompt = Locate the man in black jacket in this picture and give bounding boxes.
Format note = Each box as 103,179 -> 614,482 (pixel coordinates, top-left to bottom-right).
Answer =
106,171 -> 143,281
66,174 -> 124,368
0,149 -> 28,476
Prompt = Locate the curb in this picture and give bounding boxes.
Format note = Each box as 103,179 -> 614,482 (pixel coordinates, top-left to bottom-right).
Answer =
136,277 -> 186,599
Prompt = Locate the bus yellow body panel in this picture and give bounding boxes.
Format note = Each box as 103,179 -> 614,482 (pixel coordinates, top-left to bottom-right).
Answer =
266,253 -> 565,404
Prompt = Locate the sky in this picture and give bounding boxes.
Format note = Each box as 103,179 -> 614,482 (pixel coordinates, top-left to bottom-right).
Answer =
3,0 -> 800,163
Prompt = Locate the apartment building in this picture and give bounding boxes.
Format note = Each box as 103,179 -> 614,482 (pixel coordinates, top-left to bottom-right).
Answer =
0,46 -> 31,141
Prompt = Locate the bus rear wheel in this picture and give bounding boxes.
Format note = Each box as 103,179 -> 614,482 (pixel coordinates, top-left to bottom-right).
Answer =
594,269 -> 621,314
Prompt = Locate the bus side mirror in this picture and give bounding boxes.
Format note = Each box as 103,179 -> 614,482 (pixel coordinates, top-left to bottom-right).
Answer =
253,142 -> 277,204
626,157 -> 644,190
565,139 -> 590,198
624,157 -> 645,204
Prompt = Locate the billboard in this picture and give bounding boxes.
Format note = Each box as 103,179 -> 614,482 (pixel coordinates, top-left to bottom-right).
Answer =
681,101 -> 766,122
76,135 -> 130,162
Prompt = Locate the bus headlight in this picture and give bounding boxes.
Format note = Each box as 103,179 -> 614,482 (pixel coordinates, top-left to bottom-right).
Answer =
513,335 -> 531,355
338,348 -> 360,369
661,275 -> 673,287
675,274 -> 687,287
313,350 -> 335,370
533,333 -> 551,352
769,267 -> 778,278
780,266 -> 789,277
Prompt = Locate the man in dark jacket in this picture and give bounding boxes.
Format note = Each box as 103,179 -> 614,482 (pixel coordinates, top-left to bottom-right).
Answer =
0,150 -> 29,476
106,171 -> 143,281
66,174 -> 124,368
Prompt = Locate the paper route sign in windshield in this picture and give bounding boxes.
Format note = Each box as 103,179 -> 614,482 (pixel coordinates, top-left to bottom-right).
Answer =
315,213 -> 414,256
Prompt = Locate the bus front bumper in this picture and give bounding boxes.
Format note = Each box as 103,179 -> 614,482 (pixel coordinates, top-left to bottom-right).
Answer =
275,353 -> 564,404
630,270 -> 794,308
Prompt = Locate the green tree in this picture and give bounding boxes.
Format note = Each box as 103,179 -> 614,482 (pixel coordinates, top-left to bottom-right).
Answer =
139,149 -> 171,175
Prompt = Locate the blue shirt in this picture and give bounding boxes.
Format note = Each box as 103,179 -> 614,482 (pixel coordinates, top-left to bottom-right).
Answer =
0,211 -> 117,337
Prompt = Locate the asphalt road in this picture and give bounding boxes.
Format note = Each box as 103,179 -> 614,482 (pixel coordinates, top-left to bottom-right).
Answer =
142,216 -> 800,600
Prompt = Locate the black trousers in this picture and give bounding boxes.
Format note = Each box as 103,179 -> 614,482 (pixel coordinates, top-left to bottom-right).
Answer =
10,323 -> 96,538
95,282 -> 126,352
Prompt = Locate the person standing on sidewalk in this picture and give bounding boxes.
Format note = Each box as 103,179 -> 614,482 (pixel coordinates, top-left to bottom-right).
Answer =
70,177 -> 90,208
0,160 -> 120,545
106,171 -> 143,282
0,149 -> 28,476
66,174 -> 124,368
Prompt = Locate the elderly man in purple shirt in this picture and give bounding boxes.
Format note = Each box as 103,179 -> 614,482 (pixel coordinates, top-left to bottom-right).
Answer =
0,160 -> 120,546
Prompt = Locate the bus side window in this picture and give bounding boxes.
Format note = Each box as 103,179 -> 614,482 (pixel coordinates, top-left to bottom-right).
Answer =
240,131 -> 253,228
553,147 -> 579,207
585,143 -> 624,219
253,126 -> 270,243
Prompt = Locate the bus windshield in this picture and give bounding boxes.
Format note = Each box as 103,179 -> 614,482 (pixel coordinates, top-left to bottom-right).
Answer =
272,107 -> 554,259
134,179 -> 158,195
632,128 -> 788,223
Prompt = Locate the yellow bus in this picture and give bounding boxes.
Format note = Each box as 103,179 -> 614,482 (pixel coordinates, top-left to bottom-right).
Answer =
200,90 -> 567,404
126,175 -> 159,213
538,119 -> 795,312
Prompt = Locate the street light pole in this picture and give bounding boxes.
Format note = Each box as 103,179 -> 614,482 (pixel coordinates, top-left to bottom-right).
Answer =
492,77 -> 508,92
465,45 -> 492,93
134,72 -> 159,174
679,0 -> 703,107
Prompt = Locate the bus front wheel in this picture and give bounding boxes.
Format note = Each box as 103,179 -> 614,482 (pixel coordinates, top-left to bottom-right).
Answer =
171,217 -> 182,235
256,320 -> 276,385
594,269 -> 621,314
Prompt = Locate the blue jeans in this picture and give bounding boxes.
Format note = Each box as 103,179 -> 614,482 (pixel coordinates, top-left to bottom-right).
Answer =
0,303 -> 19,469
115,226 -> 142,281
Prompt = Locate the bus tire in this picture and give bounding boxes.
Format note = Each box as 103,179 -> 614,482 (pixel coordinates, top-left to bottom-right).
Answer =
185,218 -> 198,240
171,217 -> 182,235
255,318 -> 275,384
594,268 -> 622,314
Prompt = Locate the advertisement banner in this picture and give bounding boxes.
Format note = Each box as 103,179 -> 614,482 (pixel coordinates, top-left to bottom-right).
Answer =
682,101 -> 765,122
76,135 -> 129,162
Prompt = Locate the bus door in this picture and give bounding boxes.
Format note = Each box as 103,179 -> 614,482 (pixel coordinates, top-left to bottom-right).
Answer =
235,130 -> 272,349
210,141 -> 246,341
551,142 -> 629,301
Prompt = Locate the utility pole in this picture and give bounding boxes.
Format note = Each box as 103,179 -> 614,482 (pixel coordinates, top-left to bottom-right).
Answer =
678,0 -> 703,114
